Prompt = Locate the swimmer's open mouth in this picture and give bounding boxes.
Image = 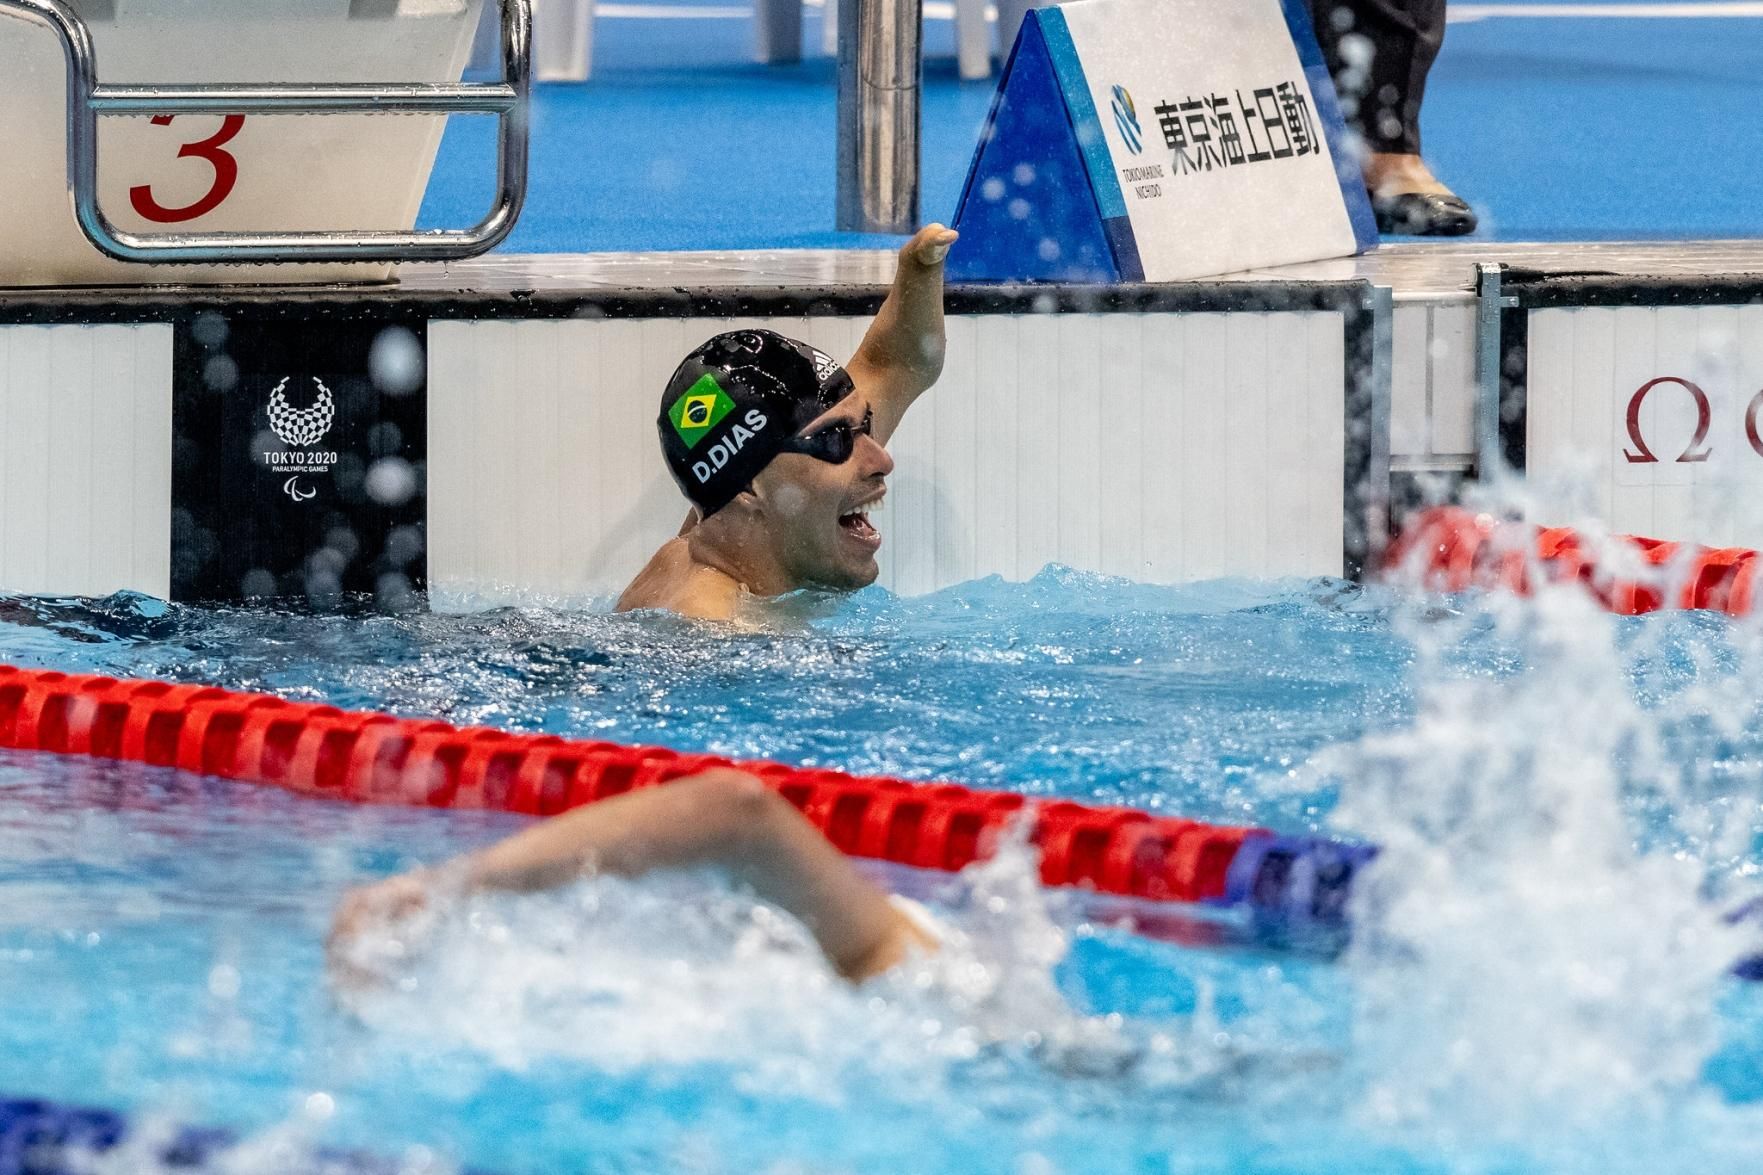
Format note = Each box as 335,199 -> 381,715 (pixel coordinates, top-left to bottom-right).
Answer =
838,494 -> 884,543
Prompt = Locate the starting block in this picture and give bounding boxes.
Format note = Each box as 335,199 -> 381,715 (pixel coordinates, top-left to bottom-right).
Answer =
0,0 -> 493,286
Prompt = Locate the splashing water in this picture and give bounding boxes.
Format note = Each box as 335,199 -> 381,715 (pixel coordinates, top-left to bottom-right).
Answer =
1323,572 -> 1763,1166
4,569 -> 1763,1171
337,819 -> 1155,1098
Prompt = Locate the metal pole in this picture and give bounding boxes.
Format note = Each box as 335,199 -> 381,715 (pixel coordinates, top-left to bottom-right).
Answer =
1474,262 -> 1506,479
836,0 -> 920,234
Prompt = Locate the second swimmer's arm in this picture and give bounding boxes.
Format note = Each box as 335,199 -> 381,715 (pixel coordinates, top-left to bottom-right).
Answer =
332,769 -> 931,981
848,224 -> 959,446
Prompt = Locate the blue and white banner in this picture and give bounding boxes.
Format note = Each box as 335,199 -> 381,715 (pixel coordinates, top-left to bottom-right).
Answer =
951,0 -> 1377,283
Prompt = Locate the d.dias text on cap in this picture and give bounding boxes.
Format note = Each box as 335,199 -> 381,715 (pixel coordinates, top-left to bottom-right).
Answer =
691,408 -> 770,484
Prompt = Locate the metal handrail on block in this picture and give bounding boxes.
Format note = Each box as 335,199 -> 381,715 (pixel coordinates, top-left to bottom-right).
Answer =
0,0 -> 531,265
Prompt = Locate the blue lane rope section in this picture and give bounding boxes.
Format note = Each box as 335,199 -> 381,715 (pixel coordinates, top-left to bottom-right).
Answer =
0,1097 -> 494,1175
1223,835 -> 1377,929
1225,837 -> 1763,980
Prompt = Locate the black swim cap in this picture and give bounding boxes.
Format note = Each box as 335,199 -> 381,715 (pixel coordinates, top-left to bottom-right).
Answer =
658,329 -> 856,516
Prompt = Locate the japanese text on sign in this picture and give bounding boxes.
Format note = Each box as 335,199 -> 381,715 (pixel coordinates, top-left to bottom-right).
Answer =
1151,81 -> 1317,176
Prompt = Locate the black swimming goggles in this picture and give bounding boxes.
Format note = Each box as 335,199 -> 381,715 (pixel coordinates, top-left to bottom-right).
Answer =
779,405 -> 874,465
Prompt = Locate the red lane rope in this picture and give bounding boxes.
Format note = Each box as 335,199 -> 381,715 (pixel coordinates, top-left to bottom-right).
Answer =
0,665 -> 1265,903
1382,506 -> 1760,618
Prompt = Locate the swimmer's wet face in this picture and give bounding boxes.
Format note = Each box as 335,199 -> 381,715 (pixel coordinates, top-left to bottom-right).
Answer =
654,329 -> 893,595
749,394 -> 893,590
628,228 -> 953,616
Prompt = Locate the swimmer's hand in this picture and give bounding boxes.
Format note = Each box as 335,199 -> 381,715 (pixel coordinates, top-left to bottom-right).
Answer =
326,872 -> 434,989
854,224 -> 959,444
903,223 -> 959,268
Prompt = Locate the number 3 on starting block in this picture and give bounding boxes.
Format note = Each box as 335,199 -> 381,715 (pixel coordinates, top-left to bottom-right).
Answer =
128,114 -> 247,224
0,0 -> 487,285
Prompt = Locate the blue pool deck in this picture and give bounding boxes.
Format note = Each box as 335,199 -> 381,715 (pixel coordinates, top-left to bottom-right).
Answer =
418,0 -> 1763,254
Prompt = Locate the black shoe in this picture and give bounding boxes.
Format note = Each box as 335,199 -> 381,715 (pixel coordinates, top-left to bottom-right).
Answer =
1371,191 -> 1478,236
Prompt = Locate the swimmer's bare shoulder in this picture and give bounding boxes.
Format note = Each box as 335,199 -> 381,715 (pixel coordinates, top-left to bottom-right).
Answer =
614,538 -> 744,621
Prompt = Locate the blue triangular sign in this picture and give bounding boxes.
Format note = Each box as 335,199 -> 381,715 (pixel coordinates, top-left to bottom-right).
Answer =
947,11 -> 1139,284
948,1 -> 1377,284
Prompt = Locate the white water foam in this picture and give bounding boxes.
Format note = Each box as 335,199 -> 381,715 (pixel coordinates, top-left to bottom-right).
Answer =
332,822 -> 1171,1112
1327,564 -> 1763,1158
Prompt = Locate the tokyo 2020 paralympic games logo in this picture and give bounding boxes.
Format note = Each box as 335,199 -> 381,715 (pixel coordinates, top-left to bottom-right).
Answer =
267,377 -> 335,448
261,376 -> 341,500
1111,85 -> 1142,155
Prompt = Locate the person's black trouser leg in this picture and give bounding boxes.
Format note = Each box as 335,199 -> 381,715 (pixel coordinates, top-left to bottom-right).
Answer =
1309,0 -> 1446,156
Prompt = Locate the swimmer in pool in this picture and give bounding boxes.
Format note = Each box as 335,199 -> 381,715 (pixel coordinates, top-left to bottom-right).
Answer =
328,768 -> 939,984
616,224 -> 959,621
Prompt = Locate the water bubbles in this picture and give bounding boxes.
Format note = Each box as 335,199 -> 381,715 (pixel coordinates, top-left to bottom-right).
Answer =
169,508 -> 219,580
1338,32 -> 1374,71
368,421 -> 405,459
250,428 -> 281,465
307,545 -> 349,579
365,456 -> 417,506
203,353 -> 239,393
207,962 -> 241,999
324,526 -> 362,565
384,524 -> 424,569
369,325 -> 424,396
191,311 -> 229,349
304,565 -> 342,607
377,572 -> 418,612
240,568 -> 278,598
395,1144 -> 445,1173
333,452 -> 368,503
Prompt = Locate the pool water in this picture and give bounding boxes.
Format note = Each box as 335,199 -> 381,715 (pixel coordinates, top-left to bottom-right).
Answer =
2,570 -> 1762,1173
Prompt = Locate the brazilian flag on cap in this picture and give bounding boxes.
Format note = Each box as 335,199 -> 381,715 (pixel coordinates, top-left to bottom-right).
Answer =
668,373 -> 736,449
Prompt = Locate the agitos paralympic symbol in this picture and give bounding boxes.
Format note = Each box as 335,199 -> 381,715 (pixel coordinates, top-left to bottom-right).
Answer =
1623,376 -> 1763,463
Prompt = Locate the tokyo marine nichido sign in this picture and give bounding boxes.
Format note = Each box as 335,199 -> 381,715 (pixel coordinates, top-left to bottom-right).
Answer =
1056,0 -> 1373,279
950,0 -> 1374,283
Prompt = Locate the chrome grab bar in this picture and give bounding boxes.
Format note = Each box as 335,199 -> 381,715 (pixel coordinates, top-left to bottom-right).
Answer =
0,0 -> 531,264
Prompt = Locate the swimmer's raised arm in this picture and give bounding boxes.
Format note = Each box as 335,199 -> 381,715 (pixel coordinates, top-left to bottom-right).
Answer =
848,223 -> 959,445
330,769 -> 934,982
